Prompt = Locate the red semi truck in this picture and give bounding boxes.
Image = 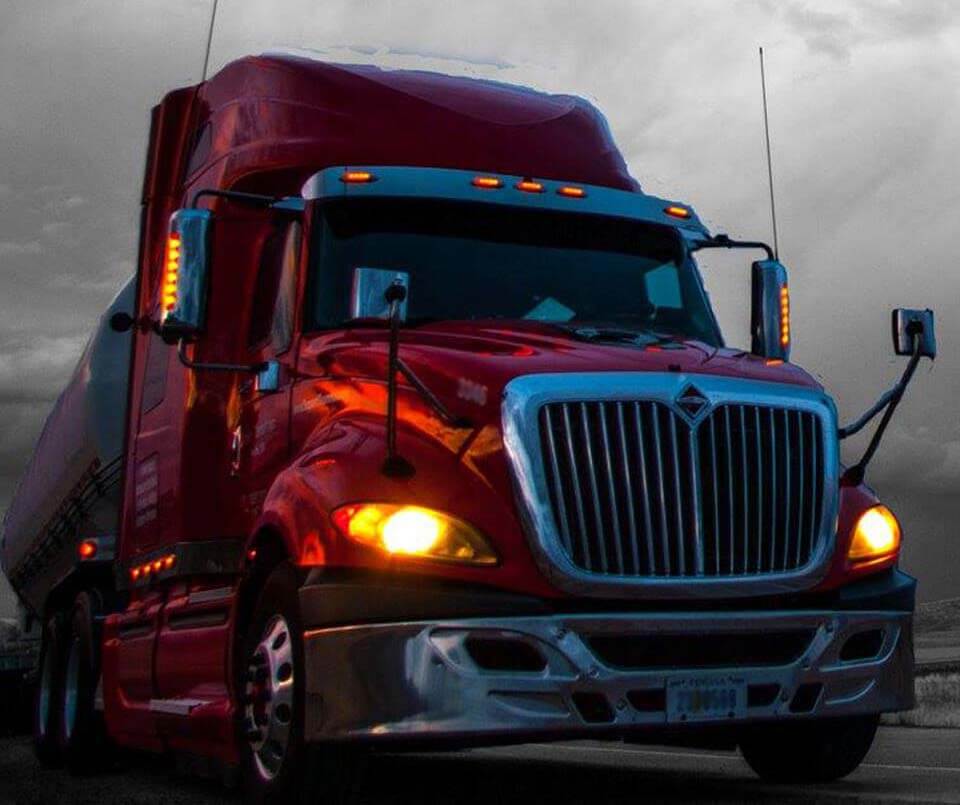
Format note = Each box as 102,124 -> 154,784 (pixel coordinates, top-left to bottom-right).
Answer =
0,54 -> 937,800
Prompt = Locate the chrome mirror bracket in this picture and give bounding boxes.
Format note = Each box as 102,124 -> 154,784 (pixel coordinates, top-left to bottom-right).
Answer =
255,360 -> 281,394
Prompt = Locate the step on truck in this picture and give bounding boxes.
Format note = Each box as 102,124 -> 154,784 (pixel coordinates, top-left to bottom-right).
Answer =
0,54 -> 937,800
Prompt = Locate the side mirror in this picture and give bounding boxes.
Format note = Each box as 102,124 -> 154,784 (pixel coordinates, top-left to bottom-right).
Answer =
350,267 -> 409,322
750,259 -> 790,362
159,208 -> 212,342
892,308 -> 936,359
255,360 -> 281,393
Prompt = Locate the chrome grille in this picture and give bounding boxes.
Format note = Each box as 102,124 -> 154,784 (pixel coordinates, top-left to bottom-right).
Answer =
539,400 -> 825,578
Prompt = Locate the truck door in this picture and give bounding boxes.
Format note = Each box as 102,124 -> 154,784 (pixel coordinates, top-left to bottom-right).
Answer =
150,221 -> 302,719
232,221 -> 302,524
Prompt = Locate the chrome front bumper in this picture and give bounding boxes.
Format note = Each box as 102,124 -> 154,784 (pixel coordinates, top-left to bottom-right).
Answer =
302,609 -> 913,743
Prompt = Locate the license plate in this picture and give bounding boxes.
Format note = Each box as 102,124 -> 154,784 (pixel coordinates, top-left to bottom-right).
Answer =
666,675 -> 747,723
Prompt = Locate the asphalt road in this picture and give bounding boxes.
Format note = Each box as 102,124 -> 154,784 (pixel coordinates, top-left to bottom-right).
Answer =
1,726 -> 958,804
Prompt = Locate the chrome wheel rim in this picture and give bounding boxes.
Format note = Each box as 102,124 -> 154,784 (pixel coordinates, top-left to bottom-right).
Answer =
63,637 -> 80,741
243,615 -> 295,782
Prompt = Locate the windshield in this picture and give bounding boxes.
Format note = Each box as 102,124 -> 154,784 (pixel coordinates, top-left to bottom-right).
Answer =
307,199 -> 721,345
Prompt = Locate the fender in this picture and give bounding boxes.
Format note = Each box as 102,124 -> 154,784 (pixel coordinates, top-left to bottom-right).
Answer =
252,412 -> 558,598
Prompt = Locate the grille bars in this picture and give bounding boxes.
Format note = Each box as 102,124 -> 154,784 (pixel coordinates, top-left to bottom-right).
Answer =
540,400 -> 825,579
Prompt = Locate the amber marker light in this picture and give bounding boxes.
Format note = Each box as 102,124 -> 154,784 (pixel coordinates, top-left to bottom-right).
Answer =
163,554 -> 176,570
779,285 -> 791,347
78,540 -> 98,560
664,205 -> 691,219
849,505 -> 901,563
471,175 -> 503,189
340,170 -> 375,183
516,179 -> 545,193
161,232 -> 181,318
557,185 -> 586,198
332,503 -> 498,565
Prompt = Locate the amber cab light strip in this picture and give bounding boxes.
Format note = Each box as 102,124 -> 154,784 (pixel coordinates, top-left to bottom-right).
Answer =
340,170 -> 375,183
472,176 -> 503,189
516,179 -> 545,193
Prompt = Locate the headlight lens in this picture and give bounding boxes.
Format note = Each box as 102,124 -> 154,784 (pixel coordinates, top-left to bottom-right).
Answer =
331,504 -> 498,566
848,505 -> 901,563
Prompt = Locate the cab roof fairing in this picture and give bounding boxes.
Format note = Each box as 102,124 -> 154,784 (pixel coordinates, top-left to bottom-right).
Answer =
299,166 -> 711,239
177,54 -> 641,200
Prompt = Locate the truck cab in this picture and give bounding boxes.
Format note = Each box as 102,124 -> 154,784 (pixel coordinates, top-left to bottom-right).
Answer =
1,54 -> 933,799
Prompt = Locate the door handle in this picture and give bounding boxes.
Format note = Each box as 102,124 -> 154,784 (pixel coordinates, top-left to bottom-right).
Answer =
230,425 -> 243,476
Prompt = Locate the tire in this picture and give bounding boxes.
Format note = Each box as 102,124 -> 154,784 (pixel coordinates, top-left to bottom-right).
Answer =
739,715 -> 880,783
34,612 -> 66,767
237,562 -> 365,805
61,592 -> 109,774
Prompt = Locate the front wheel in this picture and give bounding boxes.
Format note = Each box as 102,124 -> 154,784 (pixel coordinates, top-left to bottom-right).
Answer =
739,715 -> 879,783
238,563 -> 365,805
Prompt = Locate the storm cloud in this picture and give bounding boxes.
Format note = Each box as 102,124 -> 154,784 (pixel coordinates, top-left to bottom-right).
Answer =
1,0 -> 958,613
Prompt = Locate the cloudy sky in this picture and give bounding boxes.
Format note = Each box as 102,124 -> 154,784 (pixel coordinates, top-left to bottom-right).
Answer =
1,0 -> 958,614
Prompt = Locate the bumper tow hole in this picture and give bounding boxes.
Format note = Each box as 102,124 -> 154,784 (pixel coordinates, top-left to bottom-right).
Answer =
464,636 -> 547,673
572,692 -> 615,723
789,683 -> 823,714
839,629 -> 885,662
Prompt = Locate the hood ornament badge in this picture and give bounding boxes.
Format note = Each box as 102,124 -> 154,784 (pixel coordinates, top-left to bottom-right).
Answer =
676,384 -> 710,420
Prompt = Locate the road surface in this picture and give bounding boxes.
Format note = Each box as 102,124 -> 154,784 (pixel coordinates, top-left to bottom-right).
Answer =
1,726 -> 958,804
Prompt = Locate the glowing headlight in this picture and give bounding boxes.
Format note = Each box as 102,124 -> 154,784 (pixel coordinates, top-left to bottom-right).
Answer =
331,504 -> 498,566
848,505 -> 901,563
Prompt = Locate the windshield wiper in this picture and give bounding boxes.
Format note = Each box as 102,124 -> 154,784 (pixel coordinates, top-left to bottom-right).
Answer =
556,325 -> 675,347
338,315 -> 440,329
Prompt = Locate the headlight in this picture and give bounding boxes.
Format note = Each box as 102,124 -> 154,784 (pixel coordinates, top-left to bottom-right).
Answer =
848,505 -> 901,563
331,504 -> 498,566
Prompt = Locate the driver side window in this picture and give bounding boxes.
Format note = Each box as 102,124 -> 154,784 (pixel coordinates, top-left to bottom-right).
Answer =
271,222 -> 301,354
247,221 -> 301,354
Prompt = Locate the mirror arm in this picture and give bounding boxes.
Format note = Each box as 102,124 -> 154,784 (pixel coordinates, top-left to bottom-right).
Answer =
837,387 -> 899,439
176,339 -> 266,374
382,284 -> 415,479
189,188 -> 305,213
693,233 -> 775,261
841,335 -> 924,485
190,188 -> 278,210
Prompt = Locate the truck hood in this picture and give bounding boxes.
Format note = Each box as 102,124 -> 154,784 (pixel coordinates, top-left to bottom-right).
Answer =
304,320 -> 822,425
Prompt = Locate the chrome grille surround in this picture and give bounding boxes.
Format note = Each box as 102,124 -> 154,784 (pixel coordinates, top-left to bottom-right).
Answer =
502,372 -> 839,599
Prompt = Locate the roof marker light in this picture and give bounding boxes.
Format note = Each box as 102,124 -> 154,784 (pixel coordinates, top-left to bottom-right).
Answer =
664,205 -> 691,219
472,176 -> 503,189
340,170 -> 375,183
516,179 -> 545,193
163,554 -> 176,570
557,185 -> 587,198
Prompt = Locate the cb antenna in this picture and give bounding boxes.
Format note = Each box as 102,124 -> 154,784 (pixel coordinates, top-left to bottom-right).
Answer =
201,0 -> 220,82
759,46 -> 780,260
